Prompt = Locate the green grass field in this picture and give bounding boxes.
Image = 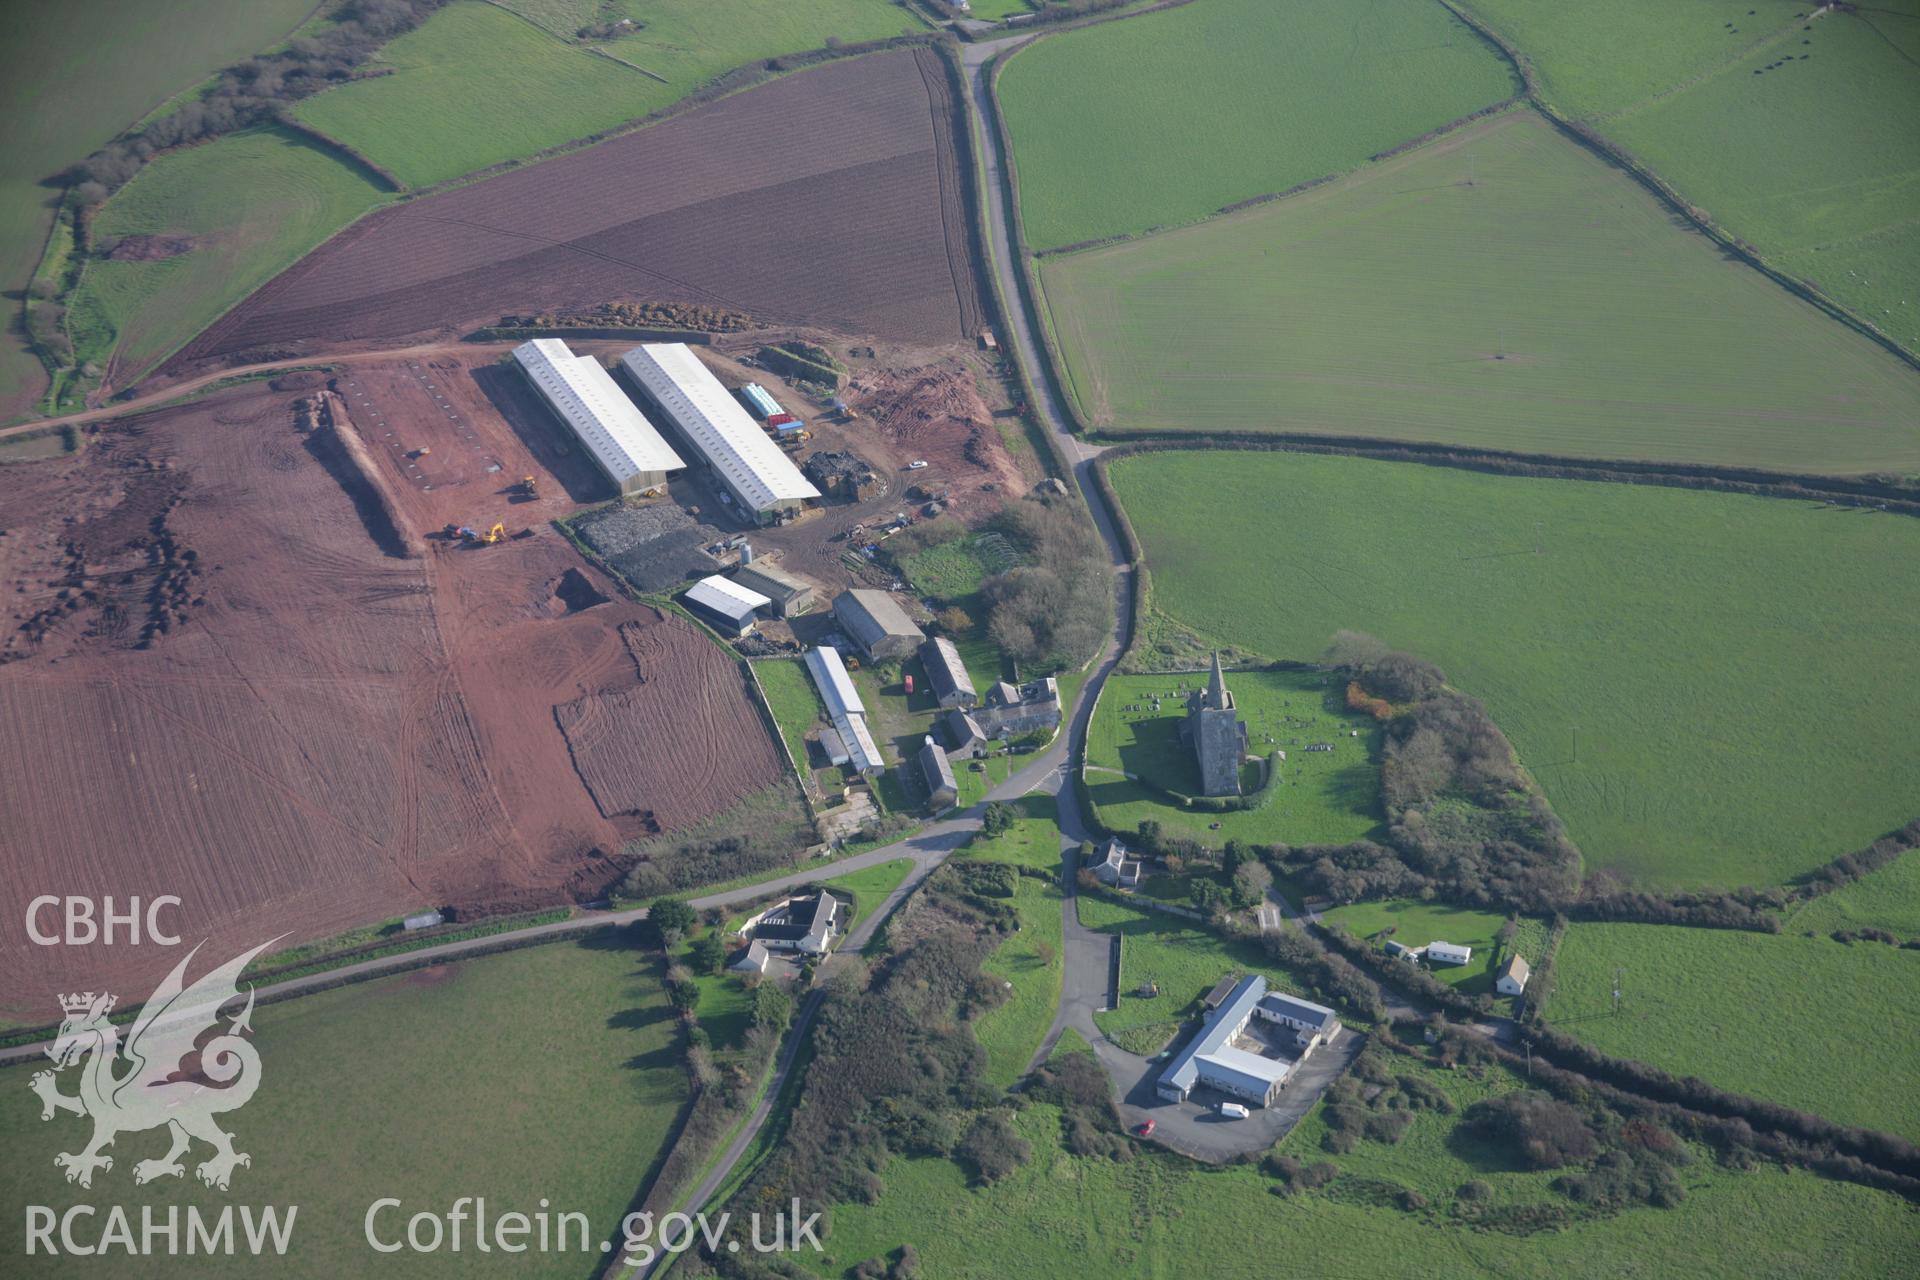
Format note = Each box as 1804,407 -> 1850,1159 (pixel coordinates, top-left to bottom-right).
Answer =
997,0 -> 1516,249
1087,668 -> 1383,848
1320,898 -> 1528,992
964,804 -> 1067,1085
1604,7 -> 1920,354
1548,922 -> 1920,1140
0,937 -> 686,1277
1109,449 -> 1920,891
67,127 -> 388,385
753,656 -> 827,777
1042,112 -> 1920,470
808,1101 -> 1918,1278
297,0 -> 920,189
1782,852 -> 1920,938
1456,0 -> 1807,116
0,0 -> 320,419
1457,0 -> 1920,354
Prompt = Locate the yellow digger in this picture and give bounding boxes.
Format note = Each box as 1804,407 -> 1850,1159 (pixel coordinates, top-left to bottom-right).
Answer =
450,522 -> 507,545
518,474 -> 538,498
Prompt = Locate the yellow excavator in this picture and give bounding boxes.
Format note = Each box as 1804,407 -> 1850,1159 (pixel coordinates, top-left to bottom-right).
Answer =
518,474 -> 538,497
449,522 -> 507,545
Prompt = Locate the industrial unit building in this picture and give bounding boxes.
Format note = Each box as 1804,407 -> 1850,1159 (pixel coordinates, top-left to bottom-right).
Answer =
834,589 -> 925,661
512,339 -> 685,494
732,560 -> 814,617
803,645 -> 885,775
1157,974 -> 1341,1107
619,343 -> 820,524
683,575 -> 769,638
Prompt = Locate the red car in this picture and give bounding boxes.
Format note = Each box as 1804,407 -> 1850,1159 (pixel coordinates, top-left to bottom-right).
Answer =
1133,1119 -> 1156,1137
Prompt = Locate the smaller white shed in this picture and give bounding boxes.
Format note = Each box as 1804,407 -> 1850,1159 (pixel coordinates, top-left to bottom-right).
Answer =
1426,941 -> 1473,967
684,575 -> 770,637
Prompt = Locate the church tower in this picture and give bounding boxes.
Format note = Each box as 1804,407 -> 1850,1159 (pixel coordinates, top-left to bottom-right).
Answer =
1185,652 -> 1249,797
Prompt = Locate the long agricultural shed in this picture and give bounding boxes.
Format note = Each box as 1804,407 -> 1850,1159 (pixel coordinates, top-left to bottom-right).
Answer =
804,645 -> 884,774
619,343 -> 820,524
514,339 -> 685,494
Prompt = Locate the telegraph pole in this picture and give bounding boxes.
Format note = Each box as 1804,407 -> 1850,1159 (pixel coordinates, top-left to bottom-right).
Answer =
1611,967 -> 1624,1018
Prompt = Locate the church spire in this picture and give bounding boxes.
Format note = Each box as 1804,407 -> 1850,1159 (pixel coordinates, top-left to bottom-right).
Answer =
1208,650 -> 1228,709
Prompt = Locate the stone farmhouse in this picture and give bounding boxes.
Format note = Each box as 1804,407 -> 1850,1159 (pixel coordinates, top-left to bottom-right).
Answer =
973,676 -> 1062,738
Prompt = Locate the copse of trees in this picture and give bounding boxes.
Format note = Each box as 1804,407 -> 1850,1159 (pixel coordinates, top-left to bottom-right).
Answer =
67,0 -> 448,203
980,494 -> 1109,671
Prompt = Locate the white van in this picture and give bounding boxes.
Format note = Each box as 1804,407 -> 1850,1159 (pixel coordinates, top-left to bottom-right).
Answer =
1217,1102 -> 1250,1120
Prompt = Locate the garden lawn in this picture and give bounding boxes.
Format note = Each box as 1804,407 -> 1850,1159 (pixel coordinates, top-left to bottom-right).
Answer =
1319,898 -> 1528,993
997,0 -> 1516,249
1110,449 -> 1920,891
1548,922 -> 1920,1140
66,128 -> 389,384
296,0 -> 921,189
808,1100 -> 1919,1279
1782,851 -> 1920,938
0,936 -> 686,1278
1043,112 -> 1920,470
0,0 -> 319,417
1087,668 -> 1383,848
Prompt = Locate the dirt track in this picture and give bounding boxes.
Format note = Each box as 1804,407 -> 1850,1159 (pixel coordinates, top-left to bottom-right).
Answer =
167,49 -> 985,376
0,378 -> 781,1014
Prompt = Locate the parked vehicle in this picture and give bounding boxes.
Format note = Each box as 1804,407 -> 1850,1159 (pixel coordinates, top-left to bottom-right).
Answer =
1217,1102 -> 1249,1120
906,460 -> 928,470
1133,1120 -> 1155,1136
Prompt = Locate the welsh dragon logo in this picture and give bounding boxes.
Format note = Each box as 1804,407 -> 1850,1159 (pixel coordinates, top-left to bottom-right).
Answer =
30,938 -> 280,1191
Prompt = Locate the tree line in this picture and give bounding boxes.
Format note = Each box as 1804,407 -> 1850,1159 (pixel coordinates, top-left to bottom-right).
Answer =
64,0 -> 448,205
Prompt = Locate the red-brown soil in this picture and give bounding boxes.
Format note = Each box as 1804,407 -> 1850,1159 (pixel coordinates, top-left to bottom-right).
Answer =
168,48 -> 984,374
0,378 -> 782,1015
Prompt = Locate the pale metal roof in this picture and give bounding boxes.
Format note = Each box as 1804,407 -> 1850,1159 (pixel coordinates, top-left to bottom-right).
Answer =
803,647 -> 882,772
1162,974 -> 1266,1096
1198,1044 -> 1292,1089
804,646 -> 865,721
685,574 -> 770,622
513,339 -> 685,483
619,343 -> 820,510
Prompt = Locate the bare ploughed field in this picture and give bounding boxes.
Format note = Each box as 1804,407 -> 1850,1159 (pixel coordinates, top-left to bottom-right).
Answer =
0,379 -> 781,1014
168,48 -> 984,377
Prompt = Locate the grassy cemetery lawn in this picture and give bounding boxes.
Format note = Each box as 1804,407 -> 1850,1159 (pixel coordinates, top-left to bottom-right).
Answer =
1087,668 -> 1383,848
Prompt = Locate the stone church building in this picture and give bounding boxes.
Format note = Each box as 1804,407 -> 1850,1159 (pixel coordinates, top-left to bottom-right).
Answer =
1182,652 -> 1249,797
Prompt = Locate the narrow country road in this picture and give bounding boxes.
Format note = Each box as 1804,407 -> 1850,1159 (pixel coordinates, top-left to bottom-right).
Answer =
626,42 -> 1145,1274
